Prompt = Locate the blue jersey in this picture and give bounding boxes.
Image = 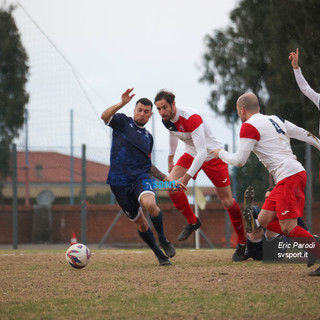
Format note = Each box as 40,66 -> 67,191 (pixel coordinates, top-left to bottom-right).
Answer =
106,113 -> 153,186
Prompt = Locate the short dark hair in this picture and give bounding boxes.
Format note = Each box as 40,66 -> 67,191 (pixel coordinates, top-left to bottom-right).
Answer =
154,90 -> 175,105
136,98 -> 153,109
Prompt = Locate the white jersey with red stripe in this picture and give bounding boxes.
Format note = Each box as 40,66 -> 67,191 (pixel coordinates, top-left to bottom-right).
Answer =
162,106 -> 223,177
218,113 -> 320,184
241,113 -> 304,183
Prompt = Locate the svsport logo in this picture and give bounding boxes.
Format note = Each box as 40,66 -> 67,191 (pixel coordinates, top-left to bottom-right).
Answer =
142,178 -> 180,190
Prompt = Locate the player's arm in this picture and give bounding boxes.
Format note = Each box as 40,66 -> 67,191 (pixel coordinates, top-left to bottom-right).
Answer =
149,165 -> 187,191
289,48 -> 320,110
211,138 -> 255,167
168,134 -> 178,173
293,68 -> 320,111
101,88 -> 135,123
179,123 -> 207,187
211,122 -> 258,166
150,165 -> 168,181
285,120 -> 320,150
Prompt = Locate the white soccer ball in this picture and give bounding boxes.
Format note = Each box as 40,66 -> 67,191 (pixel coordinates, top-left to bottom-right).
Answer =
66,243 -> 91,269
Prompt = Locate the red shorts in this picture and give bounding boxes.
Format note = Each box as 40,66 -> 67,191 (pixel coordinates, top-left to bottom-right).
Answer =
262,171 -> 307,220
175,153 -> 231,187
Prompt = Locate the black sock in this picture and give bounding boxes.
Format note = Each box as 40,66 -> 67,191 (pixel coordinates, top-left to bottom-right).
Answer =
149,210 -> 166,243
138,228 -> 162,256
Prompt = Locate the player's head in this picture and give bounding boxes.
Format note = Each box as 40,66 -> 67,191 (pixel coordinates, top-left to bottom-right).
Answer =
133,98 -> 153,126
236,93 -> 260,122
154,89 -> 176,121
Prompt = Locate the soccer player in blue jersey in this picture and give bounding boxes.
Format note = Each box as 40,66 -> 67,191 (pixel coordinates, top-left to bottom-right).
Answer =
101,88 -> 183,266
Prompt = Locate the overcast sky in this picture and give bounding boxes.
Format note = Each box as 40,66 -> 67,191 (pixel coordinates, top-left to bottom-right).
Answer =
6,0 -> 239,181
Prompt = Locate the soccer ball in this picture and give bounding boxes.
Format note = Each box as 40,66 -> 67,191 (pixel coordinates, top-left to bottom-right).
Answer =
66,243 -> 91,269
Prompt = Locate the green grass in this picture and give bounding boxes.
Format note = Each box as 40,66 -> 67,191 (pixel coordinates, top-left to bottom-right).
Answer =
0,248 -> 319,320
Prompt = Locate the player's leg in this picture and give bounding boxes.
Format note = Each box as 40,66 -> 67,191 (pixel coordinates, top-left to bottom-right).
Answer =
276,172 -> 320,275
134,211 -> 172,266
167,165 -> 198,224
167,154 -> 201,240
216,185 -> 246,243
216,185 -> 246,259
139,192 -> 175,258
203,158 -> 246,261
110,185 -> 171,266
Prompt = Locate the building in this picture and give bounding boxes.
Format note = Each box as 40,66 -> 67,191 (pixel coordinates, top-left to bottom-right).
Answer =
3,151 -> 110,204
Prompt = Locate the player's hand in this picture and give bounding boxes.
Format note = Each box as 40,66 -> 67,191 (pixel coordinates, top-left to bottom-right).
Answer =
210,149 -> 222,159
121,88 -> 135,105
288,48 -> 299,69
172,179 -> 187,191
179,174 -> 191,189
176,181 -> 187,191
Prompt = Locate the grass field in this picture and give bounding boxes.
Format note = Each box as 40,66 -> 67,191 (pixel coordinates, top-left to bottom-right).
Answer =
0,247 -> 319,320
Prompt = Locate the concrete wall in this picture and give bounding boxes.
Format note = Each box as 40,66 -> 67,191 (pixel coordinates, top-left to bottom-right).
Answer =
1,203 -> 320,248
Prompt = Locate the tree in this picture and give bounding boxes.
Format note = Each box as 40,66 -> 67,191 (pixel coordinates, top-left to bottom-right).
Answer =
0,5 -> 29,192
200,0 -> 320,200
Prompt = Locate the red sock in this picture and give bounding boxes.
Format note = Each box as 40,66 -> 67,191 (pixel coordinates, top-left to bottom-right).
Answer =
168,191 -> 197,224
225,199 -> 246,245
267,219 -> 286,235
289,225 -> 320,259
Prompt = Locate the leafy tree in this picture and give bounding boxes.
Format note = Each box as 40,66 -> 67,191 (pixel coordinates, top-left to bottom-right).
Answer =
0,5 -> 29,191
200,0 -> 320,200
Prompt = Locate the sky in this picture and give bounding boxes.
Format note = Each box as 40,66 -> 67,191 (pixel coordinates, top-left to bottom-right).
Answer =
4,0 -> 240,184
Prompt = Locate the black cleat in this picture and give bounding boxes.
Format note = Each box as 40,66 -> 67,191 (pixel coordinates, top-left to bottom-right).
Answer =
308,266 -> 320,276
156,252 -> 172,266
243,186 -> 255,233
232,243 -> 246,261
177,218 -> 202,241
160,239 -> 176,258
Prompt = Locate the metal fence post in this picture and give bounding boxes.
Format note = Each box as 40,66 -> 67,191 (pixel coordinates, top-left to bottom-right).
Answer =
81,144 -> 87,244
224,144 -> 230,248
12,144 -> 18,249
305,143 -> 312,232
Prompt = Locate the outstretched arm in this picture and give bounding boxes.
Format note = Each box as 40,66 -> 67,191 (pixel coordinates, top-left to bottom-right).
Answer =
211,138 -> 256,167
289,48 -> 320,111
101,88 -> 135,123
150,165 -> 187,191
285,120 -> 320,150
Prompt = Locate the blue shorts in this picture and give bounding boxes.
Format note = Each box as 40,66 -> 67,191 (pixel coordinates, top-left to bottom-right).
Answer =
110,177 -> 155,221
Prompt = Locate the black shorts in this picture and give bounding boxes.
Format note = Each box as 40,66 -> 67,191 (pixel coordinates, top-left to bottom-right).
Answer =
110,177 -> 155,221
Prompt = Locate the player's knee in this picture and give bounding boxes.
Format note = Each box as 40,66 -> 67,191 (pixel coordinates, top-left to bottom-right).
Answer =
144,203 -> 159,216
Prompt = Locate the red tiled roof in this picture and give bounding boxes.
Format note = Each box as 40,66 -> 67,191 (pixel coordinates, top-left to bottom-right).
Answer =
7,151 -> 109,183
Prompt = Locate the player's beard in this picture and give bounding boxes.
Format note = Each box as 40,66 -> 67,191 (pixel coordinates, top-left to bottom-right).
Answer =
161,107 -> 174,122
134,118 -> 147,127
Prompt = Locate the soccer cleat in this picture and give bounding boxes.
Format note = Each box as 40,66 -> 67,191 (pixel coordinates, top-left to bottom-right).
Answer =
160,239 -> 176,258
232,243 -> 246,261
243,186 -> 255,233
308,266 -> 320,276
156,252 -> 172,266
307,235 -> 320,267
177,218 -> 202,241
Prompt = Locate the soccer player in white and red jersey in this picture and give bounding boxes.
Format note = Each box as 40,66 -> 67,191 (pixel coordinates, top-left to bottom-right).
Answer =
154,90 -> 247,261
211,92 -> 320,276
289,48 -> 320,183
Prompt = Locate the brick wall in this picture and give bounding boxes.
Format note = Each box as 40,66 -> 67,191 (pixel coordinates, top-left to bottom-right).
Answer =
1,203 -> 320,248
